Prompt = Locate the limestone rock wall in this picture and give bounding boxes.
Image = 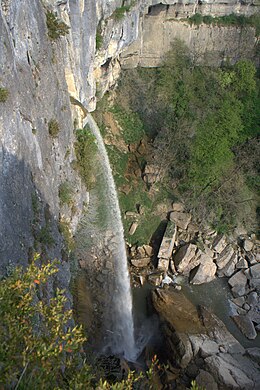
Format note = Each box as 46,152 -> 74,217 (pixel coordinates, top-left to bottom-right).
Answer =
0,0 -> 258,276
0,0 -> 87,278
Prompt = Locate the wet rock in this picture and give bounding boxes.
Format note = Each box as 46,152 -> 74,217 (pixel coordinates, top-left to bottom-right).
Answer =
171,202 -> 184,212
232,315 -> 257,340
169,211 -> 192,230
244,239 -> 254,252
131,257 -> 150,268
129,222 -> 138,235
215,245 -> 234,269
212,235 -> 227,253
190,254 -> 217,285
174,243 -> 198,275
196,370 -> 218,390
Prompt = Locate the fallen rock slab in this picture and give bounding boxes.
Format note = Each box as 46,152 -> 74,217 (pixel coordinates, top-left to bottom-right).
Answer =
212,235 -> 227,253
232,315 -> 257,340
196,370 -> 218,390
190,254 -> 217,285
169,211 -> 191,230
129,221 -> 138,235
131,257 -> 150,268
228,270 -> 247,288
216,245 -> 234,269
205,353 -> 258,389
174,243 -> 198,274
249,263 -> 260,278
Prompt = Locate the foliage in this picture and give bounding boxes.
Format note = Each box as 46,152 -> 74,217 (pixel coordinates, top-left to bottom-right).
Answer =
59,219 -> 75,252
74,126 -> 97,189
190,380 -> 205,390
46,11 -> 69,40
0,257 -> 89,389
187,12 -> 260,35
48,119 -> 60,137
59,181 -> 74,205
37,224 -> 55,247
111,40 -> 259,234
96,23 -> 103,50
112,6 -> 131,21
110,104 -> 145,144
0,260 -> 159,388
0,87 -> 9,102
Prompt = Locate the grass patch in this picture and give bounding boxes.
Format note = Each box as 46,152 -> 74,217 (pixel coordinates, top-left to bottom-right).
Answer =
48,119 -> 60,137
110,104 -> 144,144
59,181 -> 74,205
37,224 -> 54,247
74,126 -> 97,189
0,87 -> 9,102
46,11 -> 69,40
96,22 -> 103,50
59,220 -> 75,252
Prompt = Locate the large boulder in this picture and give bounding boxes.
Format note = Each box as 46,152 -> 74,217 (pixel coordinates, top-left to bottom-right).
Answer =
174,243 -> 198,275
228,270 -> 248,289
169,211 -> 192,230
190,254 -> 217,285
205,353 -> 259,389
131,257 -> 150,268
215,245 -> 234,269
231,315 -> 257,340
212,235 -> 227,253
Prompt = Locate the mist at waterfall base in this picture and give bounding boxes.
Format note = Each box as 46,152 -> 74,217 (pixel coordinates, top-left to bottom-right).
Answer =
84,115 -> 153,362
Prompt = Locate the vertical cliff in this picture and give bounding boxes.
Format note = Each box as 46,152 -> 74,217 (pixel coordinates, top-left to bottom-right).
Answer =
0,0 -> 258,277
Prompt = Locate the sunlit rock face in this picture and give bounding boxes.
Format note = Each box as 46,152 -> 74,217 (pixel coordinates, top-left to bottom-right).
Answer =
0,0 -> 258,275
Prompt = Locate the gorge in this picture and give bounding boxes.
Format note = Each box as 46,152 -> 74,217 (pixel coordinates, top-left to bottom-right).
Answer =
0,0 -> 259,388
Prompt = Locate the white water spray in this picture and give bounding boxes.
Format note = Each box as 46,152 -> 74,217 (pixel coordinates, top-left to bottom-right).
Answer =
83,114 -> 137,361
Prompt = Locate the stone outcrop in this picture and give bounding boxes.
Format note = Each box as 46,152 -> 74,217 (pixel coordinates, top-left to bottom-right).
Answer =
120,2 -> 259,69
152,288 -> 260,389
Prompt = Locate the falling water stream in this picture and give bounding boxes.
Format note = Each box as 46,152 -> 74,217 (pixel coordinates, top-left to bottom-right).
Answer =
82,114 -> 137,361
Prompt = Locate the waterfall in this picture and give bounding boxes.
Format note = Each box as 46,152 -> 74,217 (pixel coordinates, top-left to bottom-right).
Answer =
83,114 -> 137,361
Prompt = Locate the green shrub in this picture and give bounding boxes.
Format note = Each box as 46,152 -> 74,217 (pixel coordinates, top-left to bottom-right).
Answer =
48,119 -> 60,137
46,11 -> 69,40
0,87 -> 9,102
37,224 -> 54,246
59,220 -> 75,252
59,181 -> 74,205
0,258 -> 88,388
112,4 -> 132,21
110,104 -> 144,144
96,23 -> 103,50
188,13 -> 203,26
0,258 -> 156,388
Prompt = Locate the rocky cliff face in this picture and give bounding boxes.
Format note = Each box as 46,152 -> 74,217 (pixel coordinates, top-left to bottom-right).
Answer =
0,0 -> 258,276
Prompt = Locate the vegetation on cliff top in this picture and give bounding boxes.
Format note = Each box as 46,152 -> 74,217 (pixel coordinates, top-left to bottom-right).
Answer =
96,40 -> 259,239
187,13 -> 260,36
0,259 -> 166,389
